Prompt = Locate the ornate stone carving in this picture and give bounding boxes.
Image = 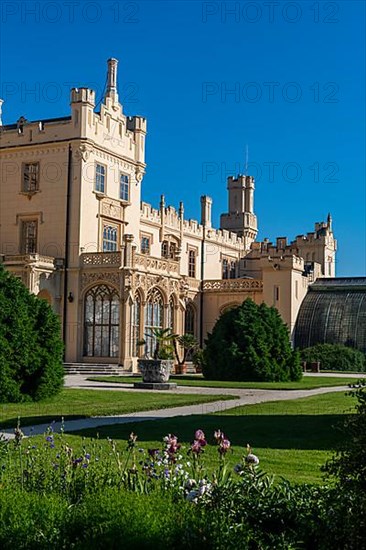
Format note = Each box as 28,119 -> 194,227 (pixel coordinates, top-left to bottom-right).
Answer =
134,253 -> 179,274
81,252 -> 122,266
81,271 -> 120,290
101,199 -> 122,220
202,279 -> 263,292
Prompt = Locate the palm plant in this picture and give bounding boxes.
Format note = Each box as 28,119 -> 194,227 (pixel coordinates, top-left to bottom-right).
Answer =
139,328 -> 176,360
173,333 -> 199,369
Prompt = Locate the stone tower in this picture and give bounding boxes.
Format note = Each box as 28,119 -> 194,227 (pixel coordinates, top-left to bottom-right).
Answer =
220,175 -> 258,250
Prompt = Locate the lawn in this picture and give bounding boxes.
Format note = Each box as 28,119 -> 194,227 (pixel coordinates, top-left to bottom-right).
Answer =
0,389 -> 235,430
86,374 -> 359,390
71,391 -> 356,484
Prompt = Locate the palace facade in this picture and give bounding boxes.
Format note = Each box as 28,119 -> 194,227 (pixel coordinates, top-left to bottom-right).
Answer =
0,59 -> 337,370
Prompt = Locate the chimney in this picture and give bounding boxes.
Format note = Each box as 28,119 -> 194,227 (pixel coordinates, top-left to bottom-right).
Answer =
105,58 -> 119,103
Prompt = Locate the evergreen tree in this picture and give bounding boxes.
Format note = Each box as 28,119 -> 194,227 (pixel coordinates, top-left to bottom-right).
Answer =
203,298 -> 302,382
0,265 -> 64,402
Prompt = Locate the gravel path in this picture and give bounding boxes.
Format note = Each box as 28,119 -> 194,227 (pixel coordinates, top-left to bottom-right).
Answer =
1,373 -> 361,441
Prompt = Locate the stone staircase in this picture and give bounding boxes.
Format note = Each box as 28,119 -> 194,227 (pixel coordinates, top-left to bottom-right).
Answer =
63,363 -> 129,376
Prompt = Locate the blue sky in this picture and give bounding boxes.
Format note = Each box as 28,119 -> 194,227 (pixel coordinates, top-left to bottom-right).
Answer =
1,0 -> 365,275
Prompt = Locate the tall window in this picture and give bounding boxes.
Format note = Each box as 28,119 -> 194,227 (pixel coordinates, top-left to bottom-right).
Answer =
162,241 -> 177,260
131,293 -> 141,357
145,288 -> 164,357
141,235 -> 150,254
120,173 -> 129,201
95,163 -> 106,193
22,163 -> 39,192
185,302 -> 195,335
188,249 -> 196,278
222,259 -> 229,279
103,225 -> 117,252
229,261 -> 236,279
21,220 -> 37,253
84,285 -> 119,357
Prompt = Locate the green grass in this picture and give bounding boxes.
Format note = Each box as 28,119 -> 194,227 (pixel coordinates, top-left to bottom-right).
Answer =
86,374 -> 360,390
72,391 -> 356,484
0,388 -> 235,430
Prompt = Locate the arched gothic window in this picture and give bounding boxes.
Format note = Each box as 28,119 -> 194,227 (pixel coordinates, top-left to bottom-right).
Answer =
84,285 -> 119,357
145,288 -> 164,357
131,293 -> 141,357
185,302 -> 195,335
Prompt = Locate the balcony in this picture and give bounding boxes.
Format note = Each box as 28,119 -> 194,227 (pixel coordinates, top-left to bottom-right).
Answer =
202,278 -> 263,293
2,253 -> 55,270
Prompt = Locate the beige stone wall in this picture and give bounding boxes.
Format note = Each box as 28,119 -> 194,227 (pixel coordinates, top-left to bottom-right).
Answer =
0,59 -> 337,368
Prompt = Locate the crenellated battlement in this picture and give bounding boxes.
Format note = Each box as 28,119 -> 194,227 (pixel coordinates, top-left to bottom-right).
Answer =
140,198 -> 247,248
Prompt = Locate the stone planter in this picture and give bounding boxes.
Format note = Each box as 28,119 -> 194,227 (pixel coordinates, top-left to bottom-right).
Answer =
174,363 -> 187,375
138,359 -> 173,383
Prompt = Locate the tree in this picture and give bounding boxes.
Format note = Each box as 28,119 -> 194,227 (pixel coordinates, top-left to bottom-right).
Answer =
0,265 -> 64,403
203,298 -> 302,382
321,381 -> 366,548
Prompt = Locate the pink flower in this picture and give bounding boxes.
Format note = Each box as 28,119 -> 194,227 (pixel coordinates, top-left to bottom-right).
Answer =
191,440 -> 204,454
194,429 -> 207,447
218,438 -> 231,455
195,429 -> 205,441
214,429 -> 224,442
163,434 -> 181,459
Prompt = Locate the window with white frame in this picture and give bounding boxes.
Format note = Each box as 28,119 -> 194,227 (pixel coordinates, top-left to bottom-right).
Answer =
188,249 -> 196,278
95,163 -> 106,193
141,235 -> 151,255
120,173 -> 129,201
103,225 -> 118,252
22,163 -> 39,193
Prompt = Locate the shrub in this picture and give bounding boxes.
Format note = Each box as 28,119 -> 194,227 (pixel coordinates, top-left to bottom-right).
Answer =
321,381 -> 366,549
0,266 -> 64,403
300,343 -> 366,372
203,299 -> 302,382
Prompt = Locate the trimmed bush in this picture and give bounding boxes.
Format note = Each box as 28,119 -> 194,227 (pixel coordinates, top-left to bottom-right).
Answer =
203,298 -> 302,382
301,343 -> 366,372
0,265 -> 64,403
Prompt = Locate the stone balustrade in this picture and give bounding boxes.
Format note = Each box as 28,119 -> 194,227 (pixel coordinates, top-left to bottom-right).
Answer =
80,252 -> 122,267
134,253 -> 179,274
202,278 -> 263,292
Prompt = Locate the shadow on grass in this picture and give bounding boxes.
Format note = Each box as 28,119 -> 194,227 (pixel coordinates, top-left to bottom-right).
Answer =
0,415 -> 90,430
72,413 -> 349,451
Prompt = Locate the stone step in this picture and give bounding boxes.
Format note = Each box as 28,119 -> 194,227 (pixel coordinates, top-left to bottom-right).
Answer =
63,363 -> 128,376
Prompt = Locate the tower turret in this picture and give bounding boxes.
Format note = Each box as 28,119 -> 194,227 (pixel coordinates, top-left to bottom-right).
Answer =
220,174 -> 258,250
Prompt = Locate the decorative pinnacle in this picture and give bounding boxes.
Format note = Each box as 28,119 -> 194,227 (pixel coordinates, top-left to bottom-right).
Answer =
105,58 -> 119,103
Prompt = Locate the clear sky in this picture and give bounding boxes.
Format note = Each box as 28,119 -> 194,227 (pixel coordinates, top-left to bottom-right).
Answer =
1,0 -> 365,276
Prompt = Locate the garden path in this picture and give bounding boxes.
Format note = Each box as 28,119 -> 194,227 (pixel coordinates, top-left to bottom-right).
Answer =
2,373 -> 364,441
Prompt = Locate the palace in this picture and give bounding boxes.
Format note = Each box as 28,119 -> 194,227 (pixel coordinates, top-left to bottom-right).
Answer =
0,59 -> 339,370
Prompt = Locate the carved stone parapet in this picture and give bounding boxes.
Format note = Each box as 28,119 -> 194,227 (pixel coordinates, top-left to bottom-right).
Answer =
202,278 -> 263,293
